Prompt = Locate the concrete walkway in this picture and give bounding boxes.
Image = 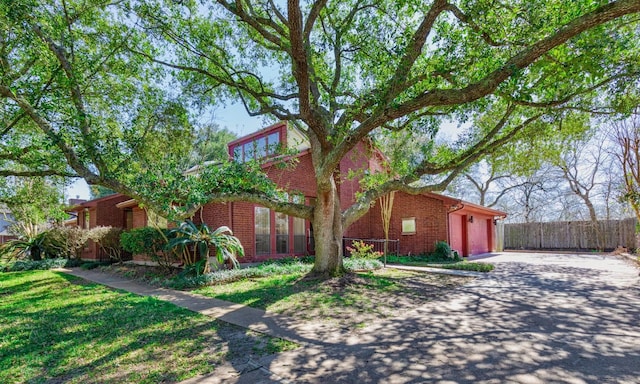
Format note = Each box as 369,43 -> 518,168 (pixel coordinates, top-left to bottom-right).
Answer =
61,253 -> 640,383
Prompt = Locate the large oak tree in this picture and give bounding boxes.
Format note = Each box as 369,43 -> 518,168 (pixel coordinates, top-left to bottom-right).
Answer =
2,0 -> 640,276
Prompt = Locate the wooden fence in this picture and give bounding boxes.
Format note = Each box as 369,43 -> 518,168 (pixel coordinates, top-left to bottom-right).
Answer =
504,218 -> 637,251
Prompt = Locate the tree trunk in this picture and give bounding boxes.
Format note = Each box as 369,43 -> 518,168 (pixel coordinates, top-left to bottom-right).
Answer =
310,175 -> 345,277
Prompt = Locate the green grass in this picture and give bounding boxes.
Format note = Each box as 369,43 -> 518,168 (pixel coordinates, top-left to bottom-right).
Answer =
385,255 -> 495,272
193,268 -> 418,323
0,270 -> 297,384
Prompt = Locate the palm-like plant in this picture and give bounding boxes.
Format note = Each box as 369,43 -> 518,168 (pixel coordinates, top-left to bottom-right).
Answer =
0,229 -> 65,261
167,220 -> 244,274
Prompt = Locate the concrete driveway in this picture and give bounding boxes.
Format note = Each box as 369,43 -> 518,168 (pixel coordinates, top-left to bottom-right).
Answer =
253,252 -> 640,383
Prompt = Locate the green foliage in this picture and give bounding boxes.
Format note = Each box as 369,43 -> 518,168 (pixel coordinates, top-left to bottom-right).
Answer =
384,254 -> 493,272
0,177 -> 67,236
437,262 -> 495,273
134,160 -> 282,221
166,260 -> 312,289
120,227 -> 177,272
188,124 -> 238,167
88,226 -> 125,263
80,261 -> 111,270
0,230 -> 66,261
433,241 -> 458,260
167,220 -> 244,274
346,240 -> 383,259
90,185 -> 117,199
165,257 -> 382,289
343,258 -> 384,271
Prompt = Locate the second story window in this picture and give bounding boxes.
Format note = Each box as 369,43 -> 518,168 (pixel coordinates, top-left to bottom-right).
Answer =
231,131 -> 281,163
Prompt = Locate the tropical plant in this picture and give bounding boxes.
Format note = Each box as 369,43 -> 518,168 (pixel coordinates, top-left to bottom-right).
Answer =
0,229 -> 66,261
167,221 -> 244,275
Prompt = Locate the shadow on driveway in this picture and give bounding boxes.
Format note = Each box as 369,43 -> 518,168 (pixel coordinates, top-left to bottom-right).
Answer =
257,253 -> 640,383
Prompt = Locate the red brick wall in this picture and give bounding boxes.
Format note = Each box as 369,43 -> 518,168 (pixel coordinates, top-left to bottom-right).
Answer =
346,192 -> 449,255
95,195 -> 130,228
339,141 -> 379,210
264,152 -> 317,196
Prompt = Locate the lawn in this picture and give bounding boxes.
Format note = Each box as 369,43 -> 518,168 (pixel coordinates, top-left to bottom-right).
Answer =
0,270 -> 297,384
193,268 -> 471,328
385,255 -> 495,272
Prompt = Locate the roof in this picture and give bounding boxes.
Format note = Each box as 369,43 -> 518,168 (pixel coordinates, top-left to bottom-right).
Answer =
227,121 -> 287,147
115,199 -> 139,209
448,199 -> 507,218
66,193 -> 128,212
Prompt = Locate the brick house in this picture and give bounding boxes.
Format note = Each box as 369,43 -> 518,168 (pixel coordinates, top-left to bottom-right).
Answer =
69,122 -> 506,261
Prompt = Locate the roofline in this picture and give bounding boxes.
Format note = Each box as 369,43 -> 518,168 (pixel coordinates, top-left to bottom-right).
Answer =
66,192 -> 127,211
449,199 -> 508,217
115,199 -> 139,209
227,121 -> 288,147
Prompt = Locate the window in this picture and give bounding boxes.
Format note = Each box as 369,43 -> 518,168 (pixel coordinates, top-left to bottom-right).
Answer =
243,141 -> 254,161
254,195 -> 308,256
291,194 -> 306,253
255,136 -> 267,158
293,216 -> 306,253
402,217 -> 416,235
267,132 -> 280,155
275,212 -> 289,253
231,130 -> 281,163
124,209 -> 133,230
255,207 -> 271,254
84,210 -> 90,229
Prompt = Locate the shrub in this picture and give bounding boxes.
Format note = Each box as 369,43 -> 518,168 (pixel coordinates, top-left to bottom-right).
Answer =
2,258 -> 82,272
48,226 -> 90,259
433,241 -> 452,260
166,260 -> 313,289
81,261 -> 110,270
88,226 -> 125,263
344,258 -> 383,271
120,227 -> 177,272
438,262 -> 495,272
346,240 -> 383,259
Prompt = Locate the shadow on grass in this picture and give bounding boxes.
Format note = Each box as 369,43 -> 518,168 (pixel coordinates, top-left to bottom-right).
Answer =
0,270 -> 289,384
194,269 -> 471,327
